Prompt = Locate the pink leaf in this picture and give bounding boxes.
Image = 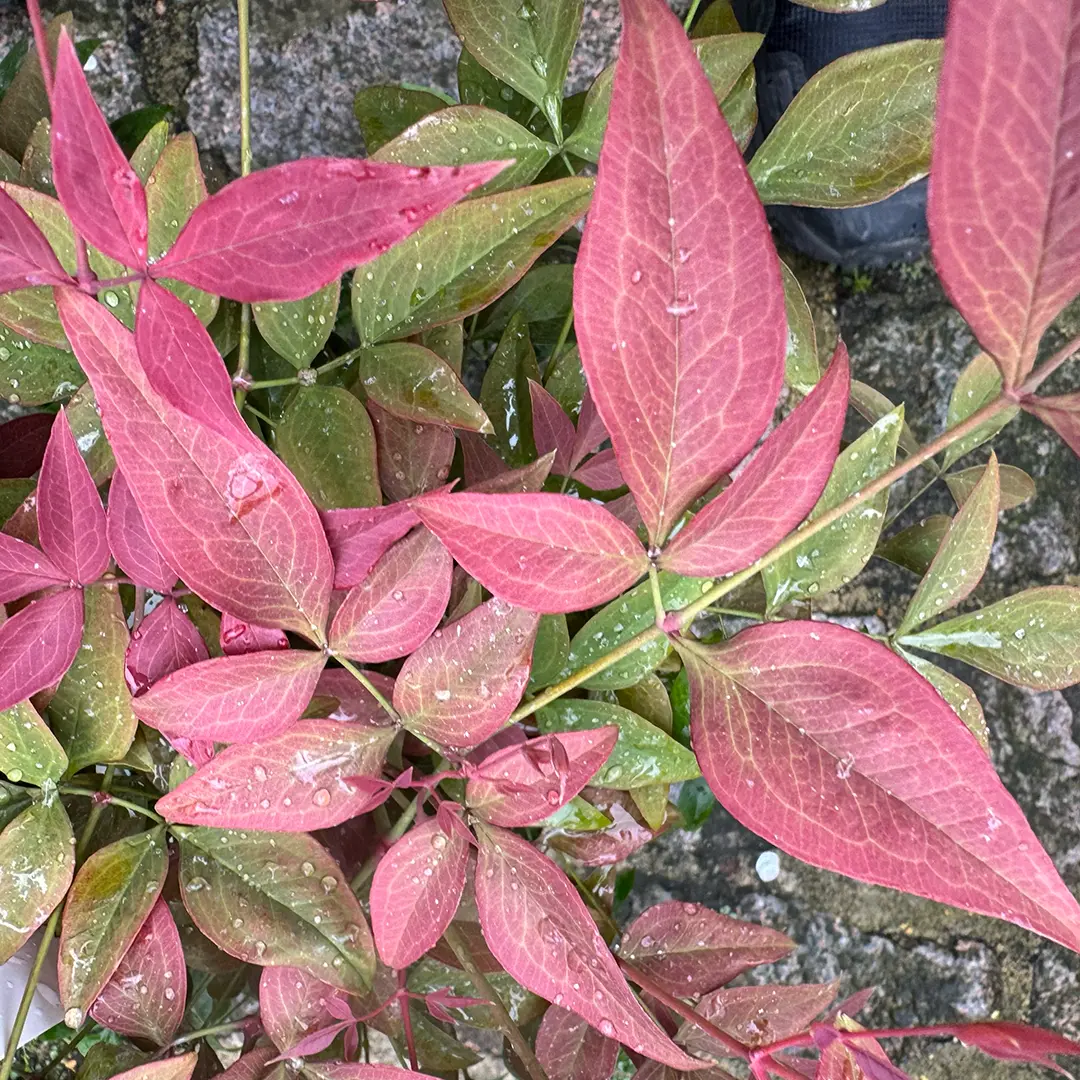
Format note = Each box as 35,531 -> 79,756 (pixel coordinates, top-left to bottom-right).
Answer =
529,379 -> 576,475
369,816 -> 469,969
259,966 -> 350,1053
216,1048 -> 278,1080
90,898 -> 186,1045
304,1065 -> 445,1080
329,527 -> 452,662
912,1021 -> 1080,1072
570,390 -> 610,471
681,621 -> 1080,953
413,492 -> 648,614
0,587 -> 83,713
38,409 -> 109,585
0,186 -> 69,291
474,823 -> 705,1069
315,667 -> 397,726
132,648 -> 326,742
536,1005 -> 621,1080
157,719 -> 395,831
661,345 -> 850,577
393,598 -> 539,750
106,469 -> 179,592
1023,392 -> 1080,459
848,1052 -> 911,1080
125,596 -> 209,696
571,449 -> 624,491
51,29 -> 148,268
321,501 -> 422,590
469,451 -> 556,495
619,900 -> 794,997
151,158 -> 508,302
110,1054 -> 198,1080
466,729 -> 619,827
220,612 -> 289,655
573,0 -> 785,545
56,287 -> 334,640
928,0 -> 1080,386
0,532 -> 68,603
461,431 -> 509,486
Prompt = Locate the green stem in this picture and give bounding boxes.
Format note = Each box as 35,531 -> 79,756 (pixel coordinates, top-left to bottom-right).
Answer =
351,792 -> 421,892
882,473 -> 941,531
75,765 -> 116,862
164,1021 -> 250,1052
547,307 -> 574,371
233,0 -> 254,409
317,347 -> 365,379
242,376 -> 300,390
59,787 -> 164,824
335,656 -> 401,722
647,564 -> 666,624
242,402 -> 276,427
36,1017 -> 93,1078
683,0 -> 704,30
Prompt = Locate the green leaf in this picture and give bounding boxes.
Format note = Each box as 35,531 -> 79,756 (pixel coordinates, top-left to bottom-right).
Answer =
693,0 -> 741,34
354,85 -> 453,154
0,40 -> 29,102
896,453 -> 1000,637
458,49 -> 537,130
480,312 -> 541,465
75,1043 -> 149,1080
875,514 -> 950,577
478,262 -> 574,343
541,794 -> 612,832
0,320 -> 82,404
417,321 -> 464,376
749,40 -> 942,207
0,701 -> 67,785
19,115 -> 52,192
49,587 -> 138,776
616,673 -> 673,734
946,463 -> 1035,511
276,385 -> 380,510
443,0 -> 583,140
0,12 -> 68,160
112,106 -> 172,159
66,381 -> 115,484
941,352 -> 1019,469
537,699 -> 700,788
543,342 -> 586,419
176,826 -> 375,992
676,777 -> 716,830
529,613 -> 570,690
0,478 -> 34,526
351,177 -> 593,345
128,120 -> 169,183
373,105 -> 556,197
0,780 -> 34,832
629,783 -> 669,830
253,280 -> 339,369
356,342 -> 492,432
721,63 -> 759,152
670,667 -> 691,747
763,406 -> 903,609
848,380 -> 922,458
407,958 -> 545,1027
0,791 -> 73,963
896,647 -> 990,753
779,261 -> 820,393
560,573 -> 712,690
898,586 -> 1080,691
59,827 -> 168,1015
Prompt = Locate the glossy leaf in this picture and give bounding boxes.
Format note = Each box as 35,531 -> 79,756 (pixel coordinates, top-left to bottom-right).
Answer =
0,700 -> 67,785
480,311 -> 540,466
780,261 -> 820,393
898,648 -> 990,752
875,515 -> 949,578
394,598 -> 539,750
354,85 -> 453,154
219,612 -> 289,656
0,587 -> 83,714
329,527 -> 452,662
59,827 -> 169,1015
940,353 -> 1018,470
321,500 -> 421,589
946,463 -> 1035,511
849,381 -> 921,460
662,346 -> 850,577
0,14 -> 66,160
536,1005 -> 621,1080
254,280 -> 340,369
177,826 -> 375,992
415,492 -> 649,614
368,402 -> 455,502
106,469 -> 178,592
682,620 -> 1080,952
259,966 -> 348,1053
152,158 -> 507,302
899,586 -> 1080,691
0,530 -> 68,603
574,0 -> 785,545
929,0 -> 1080,385
530,379 -> 576,475
0,184 -> 68,290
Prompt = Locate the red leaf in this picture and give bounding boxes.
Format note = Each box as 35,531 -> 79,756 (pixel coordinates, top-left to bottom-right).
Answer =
928,0 -> 1080,386
571,390 -> 610,471
469,451 -> 556,495
848,1052 -> 911,1080
571,449 -> 624,491
393,598 -> 539,749
132,648 -> 326,743
474,823 -> 704,1069
220,612 -> 289,655
0,587 -> 83,713
304,1065 -> 444,1080
106,470 -> 178,593
0,187 -> 68,291
619,901 -> 794,997
329,527 -> 453,662
413,492 -> 648,614
529,379 -> 576,475
90,898 -> 186,1045
259,966 -> 349,1052
51,29 -> 148,268
125,596 -> 209,696
151,159 -> 508,302
536,1005 -> 621,1080
681,621 -> 1080,953
0,532 -> 68,603
548,790 -> 669,867
368,402 -> 455,502
661,346 -> 850,577
56,287 -> 334,640
466,729 -> 619,827
369,816 -> 470,969
916,1021 -> 1080,1072
1023,392 -> 1080,458
216,1049 -> 278,1080
110,1054 -> 198,1080
573,0 -> 785,544
461,431 -> 509,486
38,409 -> 109,585
321,501 -> 424,590
315,667 -> 397,726
157,720 -> 395,831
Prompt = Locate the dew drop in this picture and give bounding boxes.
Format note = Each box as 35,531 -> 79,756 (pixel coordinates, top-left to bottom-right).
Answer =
313,788 -> 331,807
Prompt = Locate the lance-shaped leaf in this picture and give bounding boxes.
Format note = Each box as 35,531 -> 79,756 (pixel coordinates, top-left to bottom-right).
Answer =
177,826 -> 375,992
253,280 -> 340,370
415,492 -> 648,614
107,470 -> 178,592
896,453 -> 1000,637
749,41 -> 941,207
466,729 -> 619,826
898,648 -> 990,753
929,0 -> 1080,386
875,515 -> 949,578
259,966 -> 348,1053
158,721 -> 396,831
681,621 -> 1080,953
574,0 -> 784,545
370,816 -> 469,969
0,587 -> 83,714
474,823 -> 704,1068
0,793 -> 73,963
0,185 -> 68,290
321,501 -> 421,588
536,1005 -> 621,1080
220,613 -> 289,655
110,1055 -> 198,1080
946,463 -> 1035,511
779,262 -> 819,394
899,586 -> 1080,691
38,409 -> 109,584
530,379 -> 576,475
661,346 -> 850,577
940,353 -> 1018,470
152,158 -> 506,302
305,1067 -> 445,1080
57,287 -> 334,640
59,827 -> 169,1016
530,614 -> 570,690
906,1021 -> 1080,1071
355,84 -> 453,154
51,30 -> 148,268
0,701 -> 67,785
394,598 -> 539,749
133,649 -> 326,743
329,528 -> 452,663
368,402 -> 455,502
90,897 -> 186,1045
0,531 -> 68,603
481,312 -> 540,466
619,901 -> 793,997
1023,392 -> 1080,460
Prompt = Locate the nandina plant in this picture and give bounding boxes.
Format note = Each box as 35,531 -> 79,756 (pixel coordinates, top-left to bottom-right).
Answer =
0,0 -> 1079,1078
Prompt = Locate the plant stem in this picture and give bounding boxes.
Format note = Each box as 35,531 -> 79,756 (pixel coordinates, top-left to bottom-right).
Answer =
233,0 -> 254,409
58,786 -> 164,824
882,473 -> 941,531
398,970 -> 420,1071
335,655 -> 401,722
317,347 -> 364,379
548,308 -> 574,371
166,1020 -> 250,1050
241,376 -> 300,390
683,0 -> 704,30
1018,331 -> 1080,395
443,926 -> 548,1080
25,0 -> 53,96
647,564 -> 666,624
36,1017 -> 92,1078
242,402 -> 276,427
351,793 -> 422,892
132,584 -> 147,632
75,765 -> 116,862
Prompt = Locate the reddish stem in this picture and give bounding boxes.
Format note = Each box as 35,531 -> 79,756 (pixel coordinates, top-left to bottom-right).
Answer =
398,969 -> 419,1071
25,0 -> 53,104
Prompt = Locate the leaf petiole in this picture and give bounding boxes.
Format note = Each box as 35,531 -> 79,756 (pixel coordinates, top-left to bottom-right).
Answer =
58,786 -> 165,824
335,655 -> 401,722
